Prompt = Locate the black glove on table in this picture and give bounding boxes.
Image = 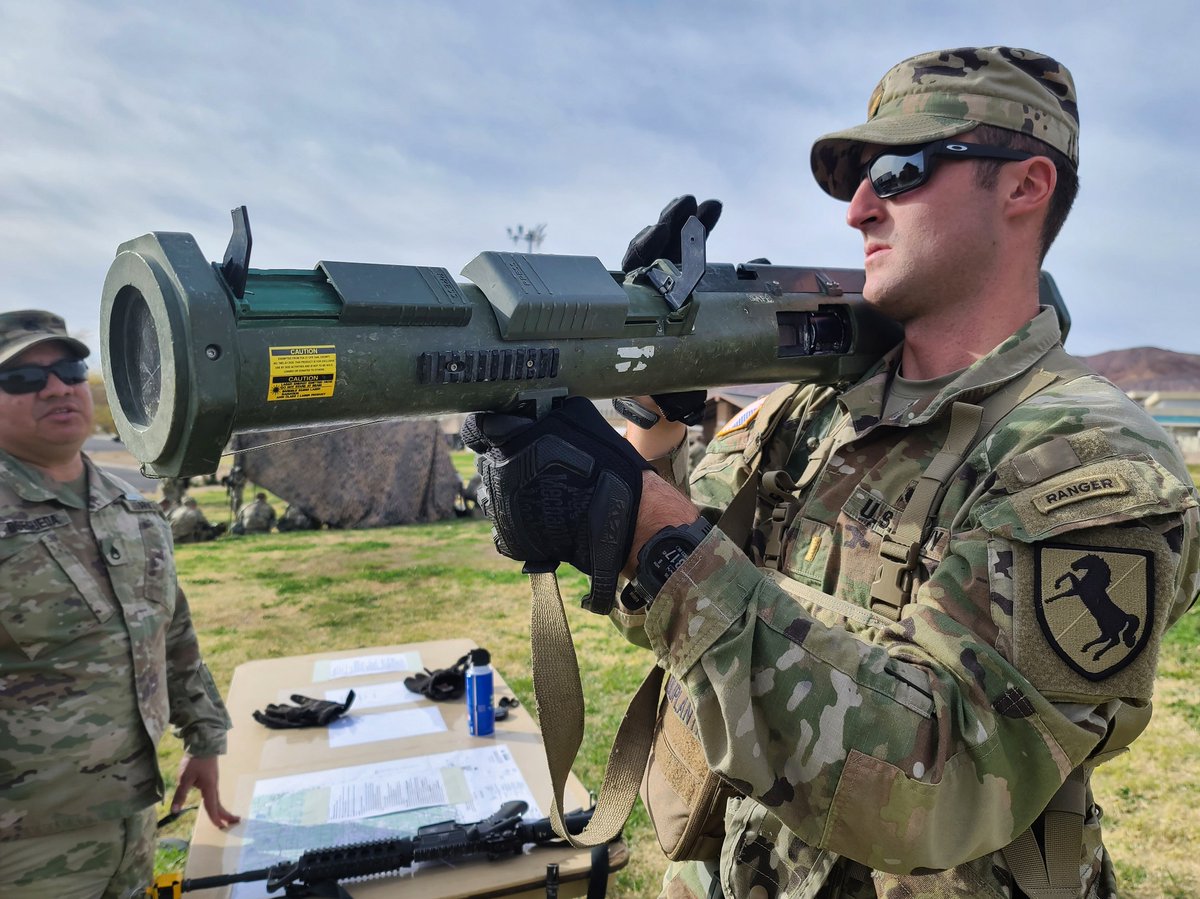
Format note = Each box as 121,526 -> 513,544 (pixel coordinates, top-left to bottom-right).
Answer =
404,654 -> 469,701
462,396 -> 652,614
253,690 -> 355,729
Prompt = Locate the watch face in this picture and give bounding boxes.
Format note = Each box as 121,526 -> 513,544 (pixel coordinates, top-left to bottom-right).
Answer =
638,519 -> 711,602
649,537 -> 696,583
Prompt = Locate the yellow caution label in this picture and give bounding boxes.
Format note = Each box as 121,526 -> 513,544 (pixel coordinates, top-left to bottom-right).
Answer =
267,345 -> 336,401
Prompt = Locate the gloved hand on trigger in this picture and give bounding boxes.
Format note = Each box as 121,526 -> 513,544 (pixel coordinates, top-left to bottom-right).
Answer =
461,396 -> 652,613
253,690 -> 355,729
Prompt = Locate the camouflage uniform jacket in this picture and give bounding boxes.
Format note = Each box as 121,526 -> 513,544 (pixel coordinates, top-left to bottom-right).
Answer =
238,498 -> 276,533
620,308 -> 1200,898
0,451 -> 231,840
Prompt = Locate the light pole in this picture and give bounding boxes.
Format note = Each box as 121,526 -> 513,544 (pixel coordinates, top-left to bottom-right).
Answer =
506,223 -> 547,253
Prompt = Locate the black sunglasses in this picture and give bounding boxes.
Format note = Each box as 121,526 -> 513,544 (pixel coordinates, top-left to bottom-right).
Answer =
864,140 -> 1035,199
0,358 -> 89,395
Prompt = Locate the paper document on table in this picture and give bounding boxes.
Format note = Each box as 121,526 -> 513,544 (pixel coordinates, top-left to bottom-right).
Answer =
327,707 -> 446,748
233,744 -> 540,899
325,759 -> 456,821
312,651 -> 423,682
324,679 -> 424,709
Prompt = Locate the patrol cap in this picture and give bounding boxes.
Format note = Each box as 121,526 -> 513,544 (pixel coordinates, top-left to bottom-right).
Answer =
0,309 -> 91,367
812,46 -> 1079,200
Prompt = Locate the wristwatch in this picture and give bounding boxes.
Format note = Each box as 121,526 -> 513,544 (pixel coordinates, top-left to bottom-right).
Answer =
622,517 -> 713,609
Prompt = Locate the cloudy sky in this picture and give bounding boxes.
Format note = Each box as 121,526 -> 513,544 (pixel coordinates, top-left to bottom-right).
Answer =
2,0 -> 1196,360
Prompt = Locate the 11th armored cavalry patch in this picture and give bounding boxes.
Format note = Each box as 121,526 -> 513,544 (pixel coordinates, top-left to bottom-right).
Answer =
1034,542 -> 1153,680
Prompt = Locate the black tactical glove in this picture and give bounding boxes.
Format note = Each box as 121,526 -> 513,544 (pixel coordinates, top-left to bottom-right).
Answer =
614,196 -> 721,429
404,654 -> 469,701
461,396 -> 652,614
620,194 -> 722,273
253,690 -> 355,729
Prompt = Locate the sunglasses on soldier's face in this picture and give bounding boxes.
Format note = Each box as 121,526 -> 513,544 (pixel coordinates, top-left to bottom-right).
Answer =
0,358 -> 89,395
863,139 -> 1036,199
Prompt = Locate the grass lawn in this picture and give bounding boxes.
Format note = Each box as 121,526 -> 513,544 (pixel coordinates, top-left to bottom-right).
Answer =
155,476 -> 1200,898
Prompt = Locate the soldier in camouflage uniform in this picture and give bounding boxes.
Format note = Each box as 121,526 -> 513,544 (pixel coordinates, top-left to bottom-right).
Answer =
223,461 -> 247,518
0,311 -> 239,898
234,491 -> 277,534
169,496 -> 224,543
277,502 -> 322,532
159,475 -> 189,511
466,48 -> 1200,899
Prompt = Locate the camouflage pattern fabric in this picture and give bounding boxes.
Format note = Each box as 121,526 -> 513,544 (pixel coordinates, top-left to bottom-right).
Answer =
224,467 -> 246,517
0,309 -> 90,367
235,419 -> 461,529
169,504 -> 212,543
160,476 -> 188,509
277,503 -> 321,532
236,497 -> 277,533
0,806 -> 155,898
811,47 -> 1079,201
617,308 -> 1200,898
0,451 -> 231,842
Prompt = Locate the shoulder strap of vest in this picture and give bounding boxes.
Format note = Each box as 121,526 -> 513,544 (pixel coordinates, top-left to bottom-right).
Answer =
718,386 -> 839,553
744,385 -> 830,471
759,411 -> 855,568
869,398 -> 987,620
868,354 -> 1070,621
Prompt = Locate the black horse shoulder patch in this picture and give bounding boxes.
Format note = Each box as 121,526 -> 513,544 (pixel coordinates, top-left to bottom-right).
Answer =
1033,542 -> 1154,680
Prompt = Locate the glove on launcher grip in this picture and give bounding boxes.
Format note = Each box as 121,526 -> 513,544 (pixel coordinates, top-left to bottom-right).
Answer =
100,207 -> 908,478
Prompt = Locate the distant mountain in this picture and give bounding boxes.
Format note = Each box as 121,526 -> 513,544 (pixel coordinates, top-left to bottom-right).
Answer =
1083,347 -> 1200,393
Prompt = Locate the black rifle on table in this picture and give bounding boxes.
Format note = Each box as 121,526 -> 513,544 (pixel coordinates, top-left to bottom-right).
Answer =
135,800 -> 601,898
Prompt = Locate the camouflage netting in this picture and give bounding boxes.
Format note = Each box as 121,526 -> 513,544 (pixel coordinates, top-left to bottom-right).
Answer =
232,420 -> 462,528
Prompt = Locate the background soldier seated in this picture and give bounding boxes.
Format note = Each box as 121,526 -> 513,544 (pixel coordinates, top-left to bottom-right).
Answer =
168,497 -> 225,543
232,492 -> 277,535
276,502 -> 322,532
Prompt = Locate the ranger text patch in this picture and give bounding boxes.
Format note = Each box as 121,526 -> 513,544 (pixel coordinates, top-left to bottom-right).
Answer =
1032,474 -> 1128,513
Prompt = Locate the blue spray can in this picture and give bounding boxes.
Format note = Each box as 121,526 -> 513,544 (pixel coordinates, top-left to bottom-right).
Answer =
466,648 -> 495,736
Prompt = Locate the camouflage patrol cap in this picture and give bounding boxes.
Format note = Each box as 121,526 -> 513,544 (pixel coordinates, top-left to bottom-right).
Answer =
812,47 -> 1079,200
0,309 -> 91,367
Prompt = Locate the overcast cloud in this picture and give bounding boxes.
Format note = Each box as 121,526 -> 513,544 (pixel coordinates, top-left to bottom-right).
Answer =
1,0 -> 1196,358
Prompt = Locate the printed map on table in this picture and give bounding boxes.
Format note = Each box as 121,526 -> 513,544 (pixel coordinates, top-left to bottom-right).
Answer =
231,744 -> 541,898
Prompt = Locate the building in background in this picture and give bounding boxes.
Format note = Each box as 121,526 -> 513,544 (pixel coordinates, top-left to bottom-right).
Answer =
1128,391 -> 1200,460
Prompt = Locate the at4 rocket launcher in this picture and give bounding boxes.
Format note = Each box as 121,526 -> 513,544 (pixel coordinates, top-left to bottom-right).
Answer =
100,207 -> 1068,480
100,207 -> 905,478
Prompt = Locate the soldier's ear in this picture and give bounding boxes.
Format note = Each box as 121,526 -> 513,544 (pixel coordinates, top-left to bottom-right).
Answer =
1004,156 -> 1056,217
